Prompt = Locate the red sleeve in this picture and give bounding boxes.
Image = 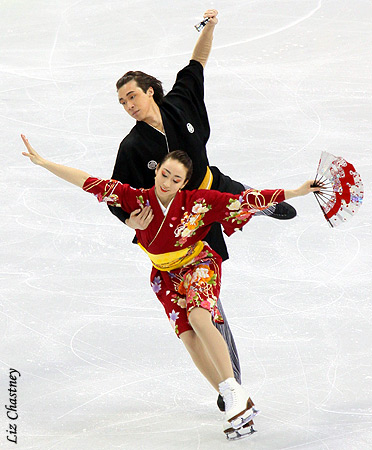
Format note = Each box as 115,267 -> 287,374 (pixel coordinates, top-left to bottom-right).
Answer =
191,188 -> 285,237
222,188 -> 285,236
82,177 -> 147,213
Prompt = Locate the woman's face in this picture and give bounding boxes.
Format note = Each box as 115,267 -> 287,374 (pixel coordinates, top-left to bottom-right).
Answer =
155,158 -> 188,207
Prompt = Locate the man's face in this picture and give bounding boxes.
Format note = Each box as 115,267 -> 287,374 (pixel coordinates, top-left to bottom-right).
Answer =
117,80 -> 153,121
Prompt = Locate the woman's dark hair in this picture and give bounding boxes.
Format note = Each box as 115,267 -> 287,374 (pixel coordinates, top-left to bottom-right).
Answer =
116,71 -> 164,105
159,150 -> 193,183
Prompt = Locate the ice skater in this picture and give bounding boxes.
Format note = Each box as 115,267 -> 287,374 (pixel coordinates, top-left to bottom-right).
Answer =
109,9 -> 296,411
21,134 -> 319,439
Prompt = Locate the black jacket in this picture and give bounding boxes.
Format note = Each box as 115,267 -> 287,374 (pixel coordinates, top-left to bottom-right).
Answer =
109,60 -> 244,261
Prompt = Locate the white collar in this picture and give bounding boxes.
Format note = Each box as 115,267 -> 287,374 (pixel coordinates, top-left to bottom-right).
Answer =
156,194 -> 174,216
149,123 -> 165,136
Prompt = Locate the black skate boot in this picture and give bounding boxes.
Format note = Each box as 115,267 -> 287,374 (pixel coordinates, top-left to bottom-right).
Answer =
217,394 -> 225,412
270,202 -> 296,220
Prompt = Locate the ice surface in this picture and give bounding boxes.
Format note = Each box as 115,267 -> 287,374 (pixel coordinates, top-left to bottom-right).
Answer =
1,1 -> 372,449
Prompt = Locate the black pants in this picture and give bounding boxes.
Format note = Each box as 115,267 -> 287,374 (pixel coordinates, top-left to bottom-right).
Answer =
214,298 -> 241,384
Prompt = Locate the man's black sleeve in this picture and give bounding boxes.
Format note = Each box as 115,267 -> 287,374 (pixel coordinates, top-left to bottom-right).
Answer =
107,141 -> 131,224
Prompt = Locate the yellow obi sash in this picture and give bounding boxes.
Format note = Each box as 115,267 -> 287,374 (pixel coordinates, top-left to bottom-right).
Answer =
136,168 -> 212,271
198,166 -> 213,190
138,241 -> 204,271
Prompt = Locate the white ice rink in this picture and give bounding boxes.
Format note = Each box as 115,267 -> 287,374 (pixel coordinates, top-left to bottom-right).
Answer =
1,1 -> 372,449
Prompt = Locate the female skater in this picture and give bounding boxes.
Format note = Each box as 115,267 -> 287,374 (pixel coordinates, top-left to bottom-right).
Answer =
21,134 -> 319,440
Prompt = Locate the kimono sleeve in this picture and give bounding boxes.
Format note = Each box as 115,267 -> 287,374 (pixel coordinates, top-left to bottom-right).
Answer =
196,188 -> 286,237
82,177 -> 145,214
165,60 -> 209,140
168,60 -> 205,103
108,138 -> 140,223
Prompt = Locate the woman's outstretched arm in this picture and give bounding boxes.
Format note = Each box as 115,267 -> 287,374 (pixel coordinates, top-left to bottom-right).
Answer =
284,181 -> 320,199
21,134 -> 90,188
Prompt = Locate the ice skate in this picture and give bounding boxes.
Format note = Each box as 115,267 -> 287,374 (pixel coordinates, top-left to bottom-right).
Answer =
217,394 -> 225,412
219,377 -> 259,439
271,201 -> 296,220
224,419 -> 257,441
259,201 -> 297,220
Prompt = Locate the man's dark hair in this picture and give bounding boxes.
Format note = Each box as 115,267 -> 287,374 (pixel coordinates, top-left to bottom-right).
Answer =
159,150 -> 193,183
116,71 -> 164,105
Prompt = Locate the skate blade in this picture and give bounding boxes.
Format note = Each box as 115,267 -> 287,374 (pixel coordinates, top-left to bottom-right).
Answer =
231,407 -> 260,430
226,424 -> 257,441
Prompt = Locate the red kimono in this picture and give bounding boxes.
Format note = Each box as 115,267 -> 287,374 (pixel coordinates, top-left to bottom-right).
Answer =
83,178 -> 285,337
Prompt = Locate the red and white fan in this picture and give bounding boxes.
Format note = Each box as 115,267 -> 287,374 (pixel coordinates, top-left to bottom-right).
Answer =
312,151 -> 363,227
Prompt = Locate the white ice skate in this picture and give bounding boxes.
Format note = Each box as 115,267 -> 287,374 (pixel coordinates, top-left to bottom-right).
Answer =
223,420 -> 257,441
219,377 -> 259,440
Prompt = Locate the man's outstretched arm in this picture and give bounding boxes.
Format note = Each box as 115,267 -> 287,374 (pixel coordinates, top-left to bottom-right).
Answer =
191,9 -> 218,68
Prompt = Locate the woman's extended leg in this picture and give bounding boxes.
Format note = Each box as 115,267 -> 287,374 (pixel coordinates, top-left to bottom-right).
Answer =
185,307 -> 255,436
188,307 -> 234,382
180,330 -> 222,391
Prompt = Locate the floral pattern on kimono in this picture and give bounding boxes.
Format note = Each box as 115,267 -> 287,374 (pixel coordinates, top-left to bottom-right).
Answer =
224,189 -> 284,225
82,177 -> 286,336
150,244 -> 223,336
174,198 -> 212,247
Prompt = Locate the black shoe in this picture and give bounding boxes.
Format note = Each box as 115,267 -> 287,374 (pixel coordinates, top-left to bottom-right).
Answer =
271,202 -> 297,220
217,394 -> 225,412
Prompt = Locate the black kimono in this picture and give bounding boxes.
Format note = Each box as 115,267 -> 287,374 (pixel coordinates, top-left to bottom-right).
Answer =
109,59 -> 245,261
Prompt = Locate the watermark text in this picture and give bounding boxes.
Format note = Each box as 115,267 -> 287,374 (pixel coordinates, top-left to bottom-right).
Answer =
5,368 -> 21,444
